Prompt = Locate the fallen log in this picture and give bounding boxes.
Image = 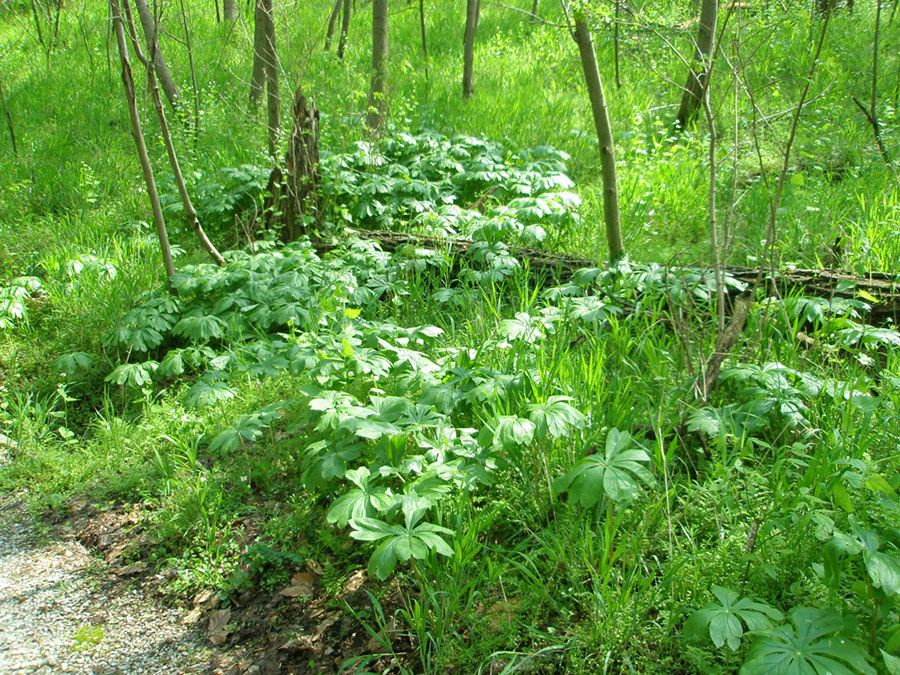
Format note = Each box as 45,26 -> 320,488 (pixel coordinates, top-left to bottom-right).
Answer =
311,228 -> 900,325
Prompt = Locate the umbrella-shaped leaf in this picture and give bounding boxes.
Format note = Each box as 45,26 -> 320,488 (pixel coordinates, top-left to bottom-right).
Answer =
684,586 -> 782,653
740,607 -> 874,675
553,429 -> 652,507
528,396 -> 587,440
867,551 -> 900,597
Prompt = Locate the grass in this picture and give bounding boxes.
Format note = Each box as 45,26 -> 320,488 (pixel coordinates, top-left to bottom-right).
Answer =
2,1 -> 900,673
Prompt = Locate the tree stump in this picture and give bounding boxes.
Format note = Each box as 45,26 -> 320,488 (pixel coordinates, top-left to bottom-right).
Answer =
266,85 -> 320,240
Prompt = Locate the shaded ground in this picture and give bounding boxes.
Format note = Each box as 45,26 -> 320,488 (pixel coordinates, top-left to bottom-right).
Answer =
0,497 -> 412,674
0,498 -> 209,673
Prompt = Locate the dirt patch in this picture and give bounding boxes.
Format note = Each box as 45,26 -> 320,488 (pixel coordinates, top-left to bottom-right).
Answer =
53,498 -> 416,674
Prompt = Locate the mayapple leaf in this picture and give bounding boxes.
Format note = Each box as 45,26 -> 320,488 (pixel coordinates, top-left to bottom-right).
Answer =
105,361 -> 159,388
349,495 -> 454,581
52,352 -> 94,374
326,468 -> 394,528
490,416 -> 535,450
527,396 -> 586,440
867,551 -> 900,597
553,429 -> 652,507
683,586 -> 782,653
741,607 -> 874,675
882,650 -> 900,675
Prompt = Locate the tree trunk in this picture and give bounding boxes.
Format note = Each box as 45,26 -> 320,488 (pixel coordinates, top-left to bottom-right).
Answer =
419,0 -> 428,75
325,0 -> 342,50
262,0 -> 280,158
0,70 -> 16,157
463,0 -> 479,98
131,0 -> 182,110
573,18 -> 624,261
366,0 -> 388,129
122,2 -> 225,267
674,0 -> 717,129
337,0 -> 351,60
109,0 -> 175,286
249,0 -> 266,105
266,85 -> 320,241
223,0 -> 237,21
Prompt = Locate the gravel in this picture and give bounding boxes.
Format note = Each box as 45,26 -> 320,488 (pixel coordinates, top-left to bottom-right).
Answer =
0,499 -> 211,674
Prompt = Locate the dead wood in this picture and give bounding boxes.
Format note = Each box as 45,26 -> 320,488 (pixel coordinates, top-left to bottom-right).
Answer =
309,228 -> 900,325
266,85 -> 320,240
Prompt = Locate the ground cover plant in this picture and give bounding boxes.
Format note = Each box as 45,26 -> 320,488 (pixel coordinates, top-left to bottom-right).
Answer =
2,0 -> 900,672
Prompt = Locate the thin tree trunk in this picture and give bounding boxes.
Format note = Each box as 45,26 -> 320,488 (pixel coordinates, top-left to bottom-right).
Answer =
702,83 -> 724,335
531,0 -> 539,23
262,0 -> 280,158
337,0 -> 351,60
249,0 -> 266,105
674,0 -> 717,129
123,1 -> 225,267
0,71 -> 17,157
614,0 -> 621,88
109,0 -> 175,286
573,18 -> 623,261
178,0 -> 201,135
224,0 -> 237,22
132,0 -> 182,110
853,0 -> 895,173
325,0 -> 342,50
419,0 -> 428,79
51,0 -> 61,51
463,0 -> 479,98
367,0 -> 388,129
30,1 -> 46,50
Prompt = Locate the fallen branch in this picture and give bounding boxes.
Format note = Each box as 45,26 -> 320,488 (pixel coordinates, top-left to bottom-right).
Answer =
310,228 -> 900,325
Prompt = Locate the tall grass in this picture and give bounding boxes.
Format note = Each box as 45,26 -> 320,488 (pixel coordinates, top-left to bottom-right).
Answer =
1,2 -> 899,673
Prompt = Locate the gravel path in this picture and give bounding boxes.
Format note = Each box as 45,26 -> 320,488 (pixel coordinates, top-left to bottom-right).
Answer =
0,499 -> 211,674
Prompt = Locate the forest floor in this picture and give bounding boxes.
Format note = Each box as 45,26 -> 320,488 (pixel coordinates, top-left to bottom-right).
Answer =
0,495 -> 412,675
0,497 -> 211,673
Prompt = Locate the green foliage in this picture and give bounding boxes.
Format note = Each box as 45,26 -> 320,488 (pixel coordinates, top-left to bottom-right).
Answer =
527,396 -> 586,440
208,401 -> 286,454
3,2 -> 900,671
552,429 -> 653,506
740,608 -> 874,675
684,586 -> 783,652
0,277 -> 42,329
325,466 -> 394,528
349,490 -> 455,581
160,164 -> 271,239
227,541 -> 304,592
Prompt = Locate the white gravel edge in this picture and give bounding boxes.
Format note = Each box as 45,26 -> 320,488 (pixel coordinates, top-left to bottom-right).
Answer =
0,499 -> 212,674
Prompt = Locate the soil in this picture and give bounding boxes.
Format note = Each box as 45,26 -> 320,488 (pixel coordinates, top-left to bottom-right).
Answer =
0,495 -> 413,675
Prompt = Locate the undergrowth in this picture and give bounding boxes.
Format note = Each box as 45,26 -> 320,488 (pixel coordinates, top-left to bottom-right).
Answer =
2,1 -> 900,673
